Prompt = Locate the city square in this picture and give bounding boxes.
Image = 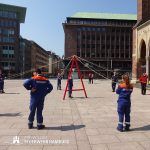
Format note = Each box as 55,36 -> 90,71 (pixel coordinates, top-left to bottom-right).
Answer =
1,0 -> 150,149
0,79 -> 150,150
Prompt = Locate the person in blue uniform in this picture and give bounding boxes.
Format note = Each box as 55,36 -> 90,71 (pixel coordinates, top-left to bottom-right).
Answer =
57,73 -> 62,90
91,73 -> 94,84
68,76 -> 73,98
88,73 -> 92,84
23,69 -> 53,130
116,74 -> 133,132
0,70 -> 5,94
111,72 -> 118,92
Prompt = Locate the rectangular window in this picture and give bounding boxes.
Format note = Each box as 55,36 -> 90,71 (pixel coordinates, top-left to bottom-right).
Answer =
121,53 -> 124,58
116,53 -> 119,58
0,11 -> 17,19
92,44 -> 95,48
2,50 -> 14,54
125,53 -> 129,58
111,53 -> 114,58
101,53 -> 105,58
2,37 -> 15,43
2,54 -> 8,58
1,29 -> 15,35
2,62 -> 8,67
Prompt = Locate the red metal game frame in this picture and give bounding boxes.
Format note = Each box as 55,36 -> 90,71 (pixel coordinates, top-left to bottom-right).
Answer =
63,55 -> 87,100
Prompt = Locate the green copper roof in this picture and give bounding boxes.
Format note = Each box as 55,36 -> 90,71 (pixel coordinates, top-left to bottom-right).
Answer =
71,12 -> 137,21
0,3 -> 26,23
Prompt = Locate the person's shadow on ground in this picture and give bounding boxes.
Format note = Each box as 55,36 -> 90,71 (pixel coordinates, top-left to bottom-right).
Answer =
72,97 -> 104,99
3,93 -> 20,94
0,112 -> 21,117
45,124 -> 85,131
131,125 -> 150,131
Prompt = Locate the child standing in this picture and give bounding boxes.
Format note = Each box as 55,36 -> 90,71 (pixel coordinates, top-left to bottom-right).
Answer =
139,73 -> 148,95
68,76 -> 73,98
57,73 -> 62,90
111,72 -> 118,92
116,74 -> 133,132
88,73 -> 91,84
91,73 -> 94,84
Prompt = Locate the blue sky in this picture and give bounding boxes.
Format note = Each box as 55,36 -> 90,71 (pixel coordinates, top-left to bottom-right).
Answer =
0,0 -> 137,57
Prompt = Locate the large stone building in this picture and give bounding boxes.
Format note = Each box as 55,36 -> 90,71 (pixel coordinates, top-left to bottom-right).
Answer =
132,0 -> 150,81
63,12 -> 137,78
47,51 -> 62,77
0,3 -> 26,76
19,37 -> 31,78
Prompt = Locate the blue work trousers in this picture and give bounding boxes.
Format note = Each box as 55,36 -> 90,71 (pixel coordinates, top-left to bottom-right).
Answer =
112,82 -> 116,92
28,98 -> 45,124
117,102 -> 131,129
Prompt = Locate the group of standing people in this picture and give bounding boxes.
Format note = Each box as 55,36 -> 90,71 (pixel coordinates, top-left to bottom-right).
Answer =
23,69 -> 134,132
1,67 -> 148,132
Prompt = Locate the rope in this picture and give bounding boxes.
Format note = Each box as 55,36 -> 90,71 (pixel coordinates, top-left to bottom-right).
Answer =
78,56 -> 112,72
78,56 -> 133,78
77,57 -> 110,80
8,57 -> 71,79
60,58 -> 72,75
5,55 -> 132,79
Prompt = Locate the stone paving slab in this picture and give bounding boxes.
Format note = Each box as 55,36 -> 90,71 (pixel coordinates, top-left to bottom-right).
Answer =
0,79 -> 150,150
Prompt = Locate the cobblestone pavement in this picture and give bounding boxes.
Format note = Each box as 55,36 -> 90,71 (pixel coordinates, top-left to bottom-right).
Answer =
0,79 -> 150,150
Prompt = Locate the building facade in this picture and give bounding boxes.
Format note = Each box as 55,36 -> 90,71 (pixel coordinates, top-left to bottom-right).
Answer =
19,38 -> 49,78
47,51 -> 62,77
30,41 -> 49,73
19,37 -> 32,77
0,3 -> 26,76
132,0 -> 150,81
63,12 -> 137,78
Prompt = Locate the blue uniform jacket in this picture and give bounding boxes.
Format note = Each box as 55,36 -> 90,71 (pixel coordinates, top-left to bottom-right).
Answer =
23,75 -> 53,100
112,75 -> 118,83
57,75 -> 62,80
116,83 -> 133,103
57,75 -> 62,83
